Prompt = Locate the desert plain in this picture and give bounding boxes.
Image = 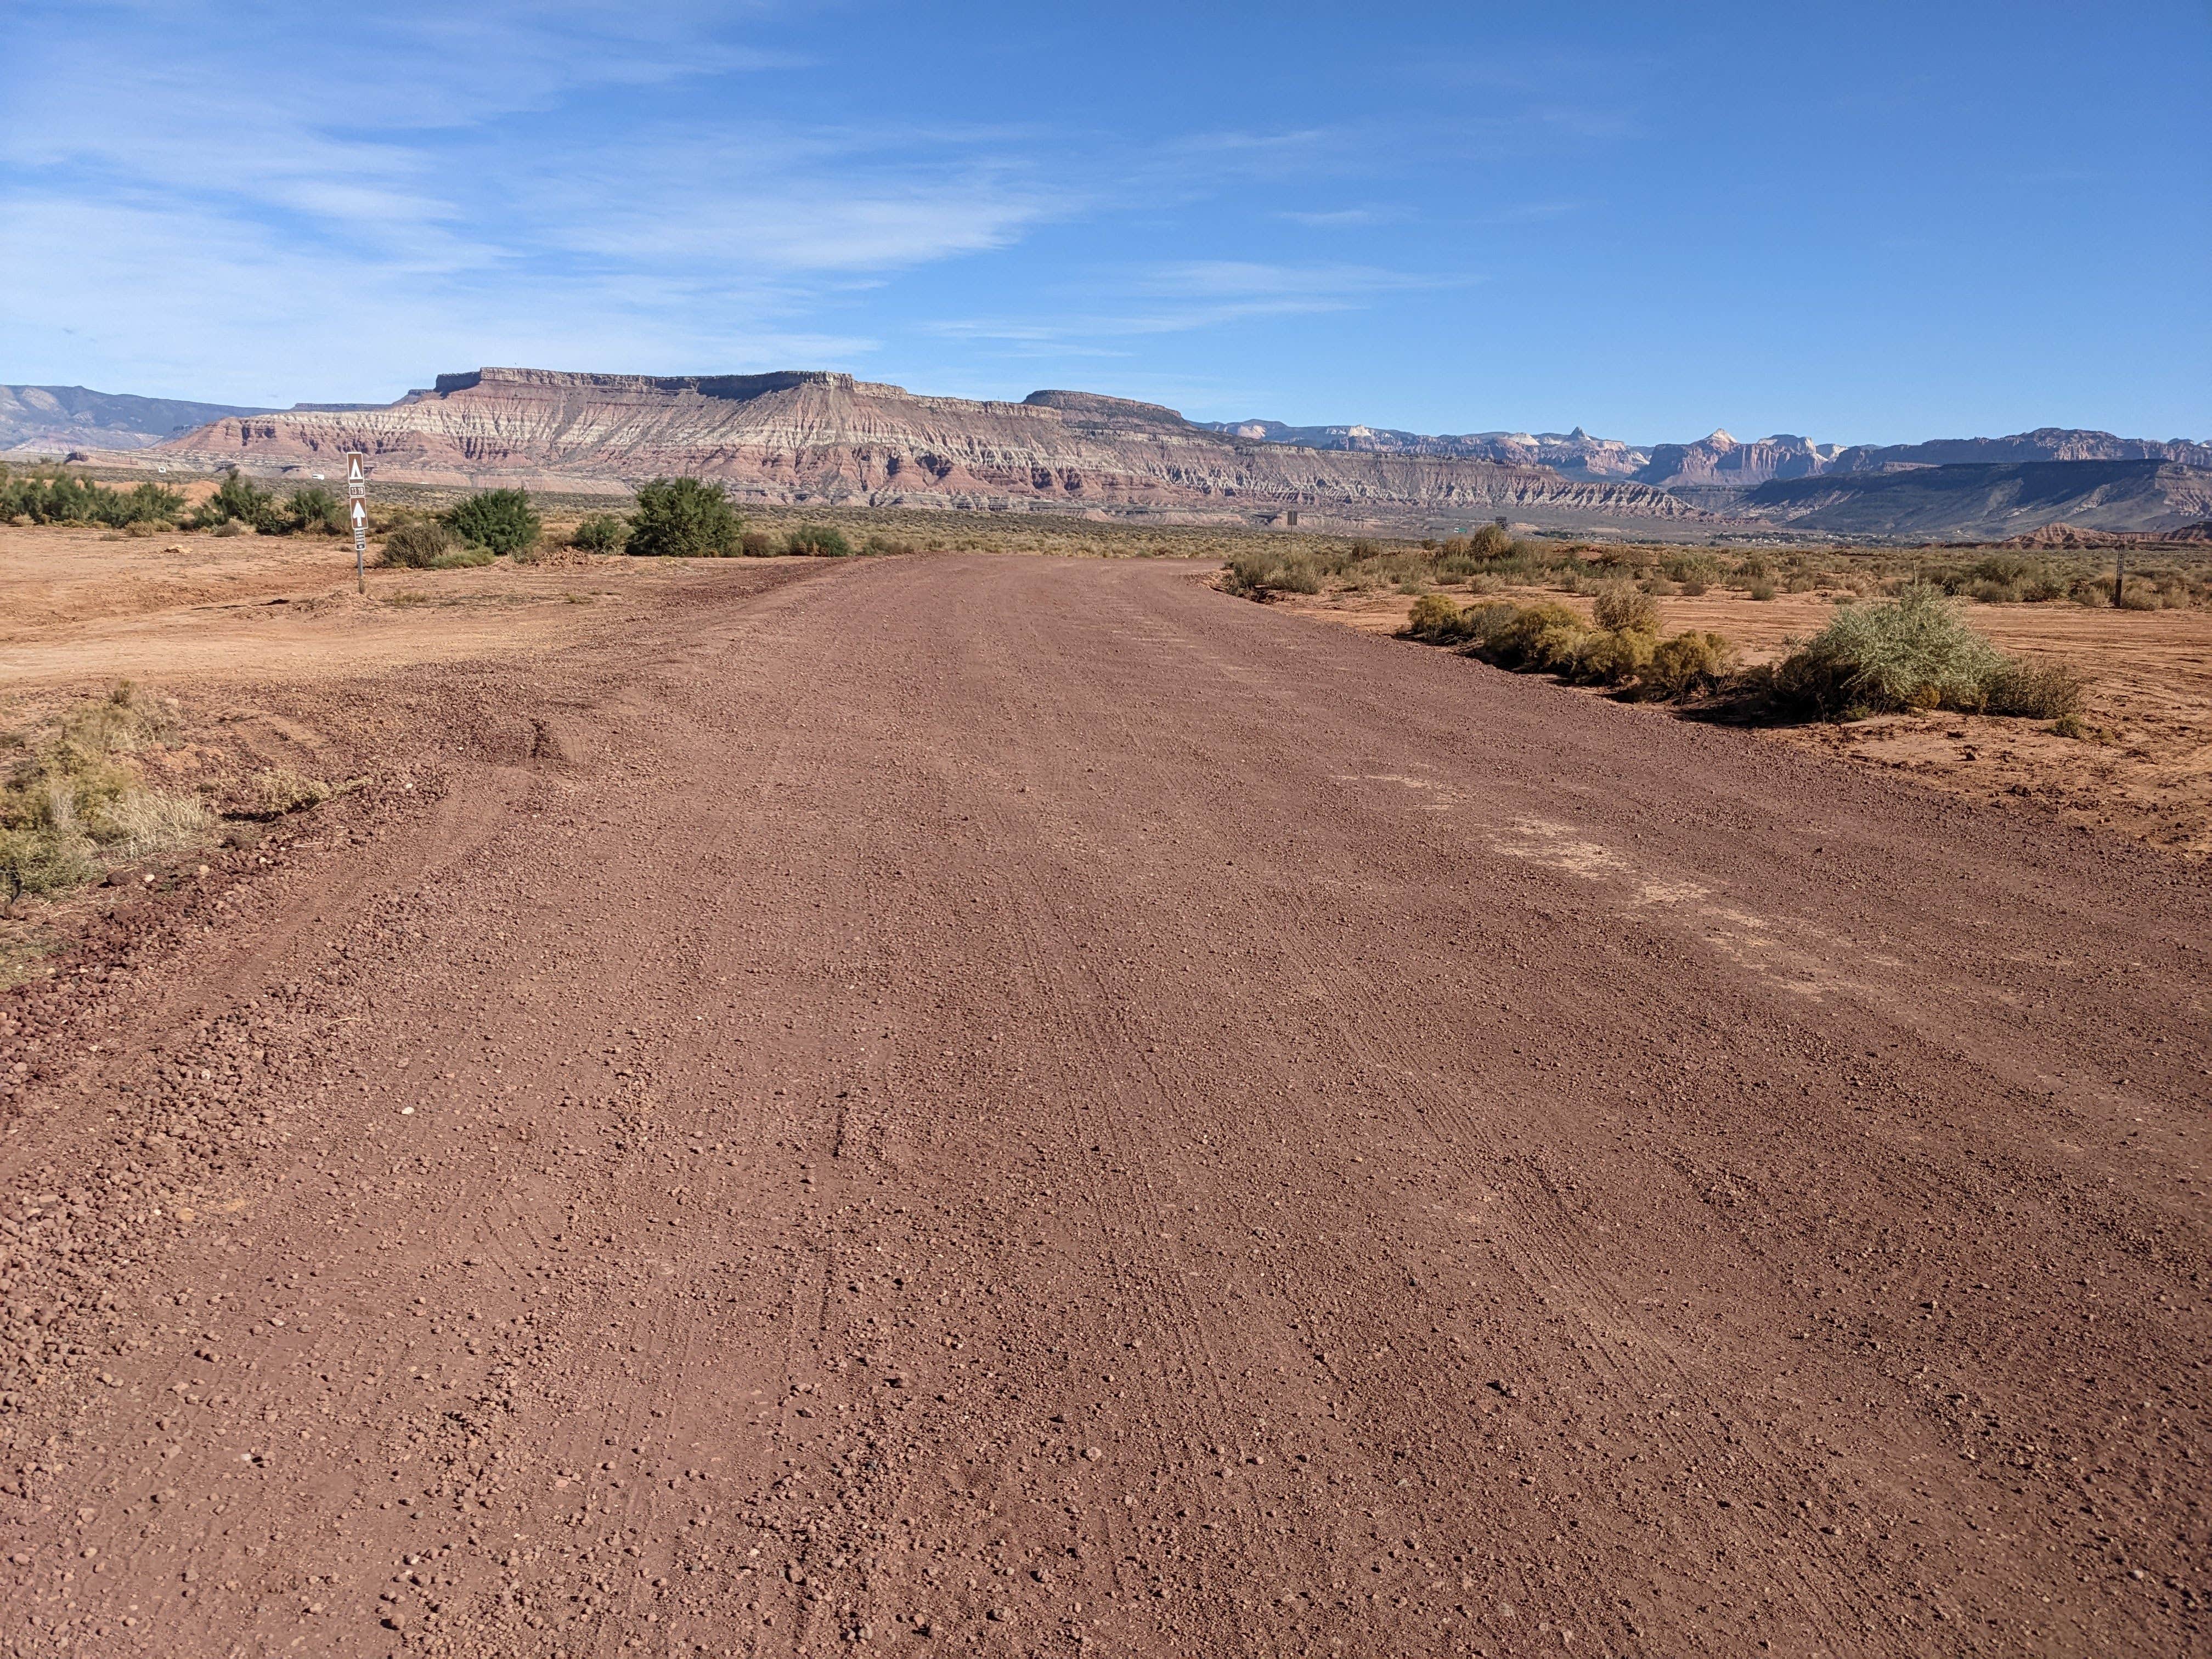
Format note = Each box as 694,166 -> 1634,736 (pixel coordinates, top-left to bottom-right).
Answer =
1,518 -> 2207,1658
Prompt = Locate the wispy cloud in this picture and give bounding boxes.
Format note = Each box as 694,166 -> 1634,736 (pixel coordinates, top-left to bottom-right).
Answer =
1277,207 -> 1405,228
925,260 -> 1462,356
0,2 -> 1075,400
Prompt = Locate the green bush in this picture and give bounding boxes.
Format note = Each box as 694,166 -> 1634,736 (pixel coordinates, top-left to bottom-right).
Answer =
444,488 -> 540,554
283,487 -> 345,535
570,514 -> 627,553
0,469 -> 187,529
184,467 -> 275,532
740,529 -> 777,557
379,519 -> 459,568
784,523 -> 855,558
1593,582 -> 1660,634
627,476 -> 743,558
1771,585 -> 2006,718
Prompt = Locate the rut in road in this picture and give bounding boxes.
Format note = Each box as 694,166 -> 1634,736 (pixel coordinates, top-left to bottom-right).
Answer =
2,554 -> 2206,1659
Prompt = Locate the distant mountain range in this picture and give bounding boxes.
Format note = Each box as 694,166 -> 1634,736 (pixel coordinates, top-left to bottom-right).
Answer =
2,384 -> 388,454
1,385 -> 278,453
17,370 -> 2210,541
1200,417 -> 2212,488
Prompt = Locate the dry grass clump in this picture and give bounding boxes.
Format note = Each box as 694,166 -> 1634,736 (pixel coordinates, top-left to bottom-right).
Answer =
1,684 -> 213,899
1223,550 -> 1324,599
1983,660 -> 2089,720
379,519 -> 461,568
1768,585 -> 2084,719
231,766 -> 332,820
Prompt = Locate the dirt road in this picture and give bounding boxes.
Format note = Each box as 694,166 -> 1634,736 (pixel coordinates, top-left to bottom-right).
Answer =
3,555 -> 2206,1657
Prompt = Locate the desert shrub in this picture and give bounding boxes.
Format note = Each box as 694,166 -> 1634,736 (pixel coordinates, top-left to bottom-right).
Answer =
1639,575 -> 1678,596
1222,550 -> 1321,598
862,534 -> 919,556
1771,585 -> 2007,718
1460,601 -> 1520,645
1641,631 -> 1736,699
1965,577 -> 2019,603
785,523 -> 855,558
740,529 -> 777,557
1679,578 -> 1709,596
1469,523 -> 1515,559
2022,572 -> 2070,602
1404,593 -> 1468,641
628,476 -> 744,558
1745,577 -> 1778,601
1971,555 -> 2033,586
1592,582 -> 1660,634
429,545 -> 495,569
185,467 -> 276,532
283,486 -> 345,535
1984,660 -> 2087,719
1,471 -> 188,529
1482,602 -> 1591,673
444,488 -> 540,554
379,519 -> 459,567
569,513 -> 627,553
1571,628 -> 1655,685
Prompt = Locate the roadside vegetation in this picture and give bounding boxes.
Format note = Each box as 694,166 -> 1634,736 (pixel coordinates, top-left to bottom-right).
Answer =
0,684 -> 214,902
1386,579 -> 2088,726
443,488 -> 541,554
1220,531 -> 2212,613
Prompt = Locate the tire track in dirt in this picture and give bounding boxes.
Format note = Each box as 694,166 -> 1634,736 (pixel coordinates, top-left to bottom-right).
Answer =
2,554 -> 2204,1658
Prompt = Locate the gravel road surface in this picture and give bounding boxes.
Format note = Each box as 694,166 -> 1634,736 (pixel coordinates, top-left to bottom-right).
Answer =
4,555 -> 2206,1657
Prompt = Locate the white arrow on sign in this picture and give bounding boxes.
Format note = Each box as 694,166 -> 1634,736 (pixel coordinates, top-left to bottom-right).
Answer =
351,501 -> 366,527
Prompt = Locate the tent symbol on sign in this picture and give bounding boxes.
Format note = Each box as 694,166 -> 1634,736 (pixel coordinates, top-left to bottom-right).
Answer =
347,455 -> 365,482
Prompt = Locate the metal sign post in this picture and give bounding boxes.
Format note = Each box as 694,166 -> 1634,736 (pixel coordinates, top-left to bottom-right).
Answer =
346,452 -> 368,593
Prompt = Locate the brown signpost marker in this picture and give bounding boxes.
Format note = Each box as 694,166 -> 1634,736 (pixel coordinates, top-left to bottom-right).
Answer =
346,452 -> 368,594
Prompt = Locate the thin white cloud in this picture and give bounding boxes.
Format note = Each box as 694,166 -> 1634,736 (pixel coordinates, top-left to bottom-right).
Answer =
924,260 -> 1463,352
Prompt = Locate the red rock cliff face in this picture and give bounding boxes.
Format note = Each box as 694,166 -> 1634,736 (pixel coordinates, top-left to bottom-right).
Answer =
148,368 -> 1705,522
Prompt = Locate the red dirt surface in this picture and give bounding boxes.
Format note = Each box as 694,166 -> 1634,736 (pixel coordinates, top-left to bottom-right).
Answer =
3,556 -> 2207,1657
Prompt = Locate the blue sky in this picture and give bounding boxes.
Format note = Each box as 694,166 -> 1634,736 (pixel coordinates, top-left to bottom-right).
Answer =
2,1 -> 2205,444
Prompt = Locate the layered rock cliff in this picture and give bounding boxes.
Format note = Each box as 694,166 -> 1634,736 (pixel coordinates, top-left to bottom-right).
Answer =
145,369 -> 1705,523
